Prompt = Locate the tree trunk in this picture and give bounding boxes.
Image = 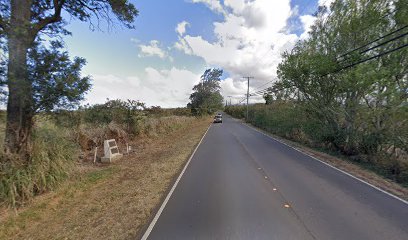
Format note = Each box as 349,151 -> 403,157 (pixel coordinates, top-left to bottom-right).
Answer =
4,0 -> 34,157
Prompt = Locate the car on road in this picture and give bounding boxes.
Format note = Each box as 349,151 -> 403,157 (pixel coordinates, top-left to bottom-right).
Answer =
213,114 -> 222,123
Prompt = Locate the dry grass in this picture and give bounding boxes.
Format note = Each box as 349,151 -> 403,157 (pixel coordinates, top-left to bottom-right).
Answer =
0,117 -> 211,240
243,122 -> 408,201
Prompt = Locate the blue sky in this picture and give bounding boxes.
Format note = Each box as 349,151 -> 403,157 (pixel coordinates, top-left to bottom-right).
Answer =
62,0 -> 328,107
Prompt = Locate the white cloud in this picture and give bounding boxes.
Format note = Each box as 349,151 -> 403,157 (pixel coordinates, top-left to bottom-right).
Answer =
174,38 -> 193,54
137,40 -> 168,59
84,0 -> 322,107
299,15 -> 316,39
86,67 -> 201,108
299,0 -> 334,40
176,21 -> 190,36
318,0 -> 335,9
177,0 -> 299,101
192,0 -> 225,14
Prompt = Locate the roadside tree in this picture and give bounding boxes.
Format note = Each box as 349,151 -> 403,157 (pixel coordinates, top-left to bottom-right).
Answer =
188,68 -> 224,115
0,1 -> 139,157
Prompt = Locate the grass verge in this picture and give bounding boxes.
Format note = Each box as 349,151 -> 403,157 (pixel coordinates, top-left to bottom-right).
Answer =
0,117 -> 211,240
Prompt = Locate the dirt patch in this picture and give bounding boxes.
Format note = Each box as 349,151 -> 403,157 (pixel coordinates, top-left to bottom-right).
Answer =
243,122 -> 408,201
0,117 -> 211,240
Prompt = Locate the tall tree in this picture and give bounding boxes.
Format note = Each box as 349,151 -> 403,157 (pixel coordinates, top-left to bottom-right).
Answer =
277,0 -> 407,154
0,1 -> 138,156
188,68 -> 224,115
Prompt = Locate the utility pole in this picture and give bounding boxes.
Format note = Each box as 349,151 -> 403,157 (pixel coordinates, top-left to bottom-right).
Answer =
227,96 -> 233,106
243,76 -> 254,121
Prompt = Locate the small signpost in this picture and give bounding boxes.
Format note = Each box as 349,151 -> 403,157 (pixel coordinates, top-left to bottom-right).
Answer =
101,139 -> 123,163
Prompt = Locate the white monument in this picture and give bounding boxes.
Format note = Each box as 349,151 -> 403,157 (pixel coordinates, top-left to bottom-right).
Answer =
101,139 -> 123,163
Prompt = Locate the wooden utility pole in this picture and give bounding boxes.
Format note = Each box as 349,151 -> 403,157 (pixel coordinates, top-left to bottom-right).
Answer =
227,96 -> 233,106
243,77 -> 254,121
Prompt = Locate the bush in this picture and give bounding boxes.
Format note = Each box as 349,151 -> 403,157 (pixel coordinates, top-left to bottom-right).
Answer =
0,123 -> 77,207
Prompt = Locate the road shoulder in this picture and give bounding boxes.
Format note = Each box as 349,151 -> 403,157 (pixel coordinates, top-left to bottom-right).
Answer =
0,117 -> 212,240
237,118 -> 408,202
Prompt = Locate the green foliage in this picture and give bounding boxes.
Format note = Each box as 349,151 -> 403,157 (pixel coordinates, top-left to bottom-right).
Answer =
146,106 -> 192,117
0,0 -> 139,155
29,41 -> 92,112
276,0 -> 408,156
188,68 -> 224,115
263,93 -> 273,105
226,103 -> 310,142
81,99 -> 146,135
0,1 -> 139,108
0,122 -> 77,207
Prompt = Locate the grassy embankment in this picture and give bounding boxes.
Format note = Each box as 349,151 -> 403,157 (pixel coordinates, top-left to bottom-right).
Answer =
0,106 -> 211,239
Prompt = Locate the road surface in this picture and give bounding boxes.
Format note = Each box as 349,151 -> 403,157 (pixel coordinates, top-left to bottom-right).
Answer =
143,115 -> 408,240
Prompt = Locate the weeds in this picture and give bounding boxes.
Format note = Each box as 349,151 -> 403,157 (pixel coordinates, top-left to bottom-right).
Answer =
0,122 -> 77,207
0,101 -> 196,207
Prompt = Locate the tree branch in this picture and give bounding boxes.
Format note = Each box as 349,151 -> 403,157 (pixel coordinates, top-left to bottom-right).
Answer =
0,15 -> 10,33
31,0 -> 66,37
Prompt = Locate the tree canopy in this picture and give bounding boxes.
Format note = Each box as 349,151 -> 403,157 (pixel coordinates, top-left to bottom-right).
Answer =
276,0 -> 407,155
188,68 -> 224,115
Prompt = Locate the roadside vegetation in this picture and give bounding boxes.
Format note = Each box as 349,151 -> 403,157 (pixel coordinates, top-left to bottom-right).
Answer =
0,100 -> 197,207
0,112 -> 211,239
0,0 -> 141,208
226,0 -> 408,186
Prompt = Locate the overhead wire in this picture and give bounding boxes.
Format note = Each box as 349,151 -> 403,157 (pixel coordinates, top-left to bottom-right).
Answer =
338,25 -> 408,64
250,30 -> 408,97
235,9 -> 407,104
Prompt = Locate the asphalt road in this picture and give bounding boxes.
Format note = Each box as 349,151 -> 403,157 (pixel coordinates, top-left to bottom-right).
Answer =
144,115 -> 408,240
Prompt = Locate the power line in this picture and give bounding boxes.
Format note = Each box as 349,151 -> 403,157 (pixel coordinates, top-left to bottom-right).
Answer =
234,21 -> 408,105
359,30 -> 408,55
335,7 -> 401,59
251,80 -> 274,93
251,33 -> 408,99
335,42 -> 408,72
337,25 -> 408,61
326,26 -> 408,75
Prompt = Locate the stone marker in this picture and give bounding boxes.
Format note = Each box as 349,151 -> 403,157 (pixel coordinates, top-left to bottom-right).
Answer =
101,139 -> 123,163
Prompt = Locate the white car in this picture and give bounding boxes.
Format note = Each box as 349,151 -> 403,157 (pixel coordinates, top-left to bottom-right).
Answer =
213,114 -> 222,123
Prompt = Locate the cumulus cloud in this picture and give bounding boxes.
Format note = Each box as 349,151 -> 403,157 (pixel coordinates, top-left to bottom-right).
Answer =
299,15 -> 316,39
86,67 -> 201,108
298,0 -> 334,40
137,40 -> 170,60
176,21 -> 190,36
177,0 -> 299,103
192,0 -> 225,14
85,0 -> 322,107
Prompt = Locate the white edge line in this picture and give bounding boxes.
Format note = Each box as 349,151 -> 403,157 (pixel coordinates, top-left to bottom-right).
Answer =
141,124 -> 212,240
243,123 -> 408,205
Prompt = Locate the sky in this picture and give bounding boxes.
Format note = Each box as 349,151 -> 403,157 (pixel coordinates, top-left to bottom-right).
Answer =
62,0 -> 333,108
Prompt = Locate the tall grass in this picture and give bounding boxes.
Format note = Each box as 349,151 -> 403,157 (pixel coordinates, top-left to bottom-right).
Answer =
0,103 -> 197,207
0,123 -> 77,207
